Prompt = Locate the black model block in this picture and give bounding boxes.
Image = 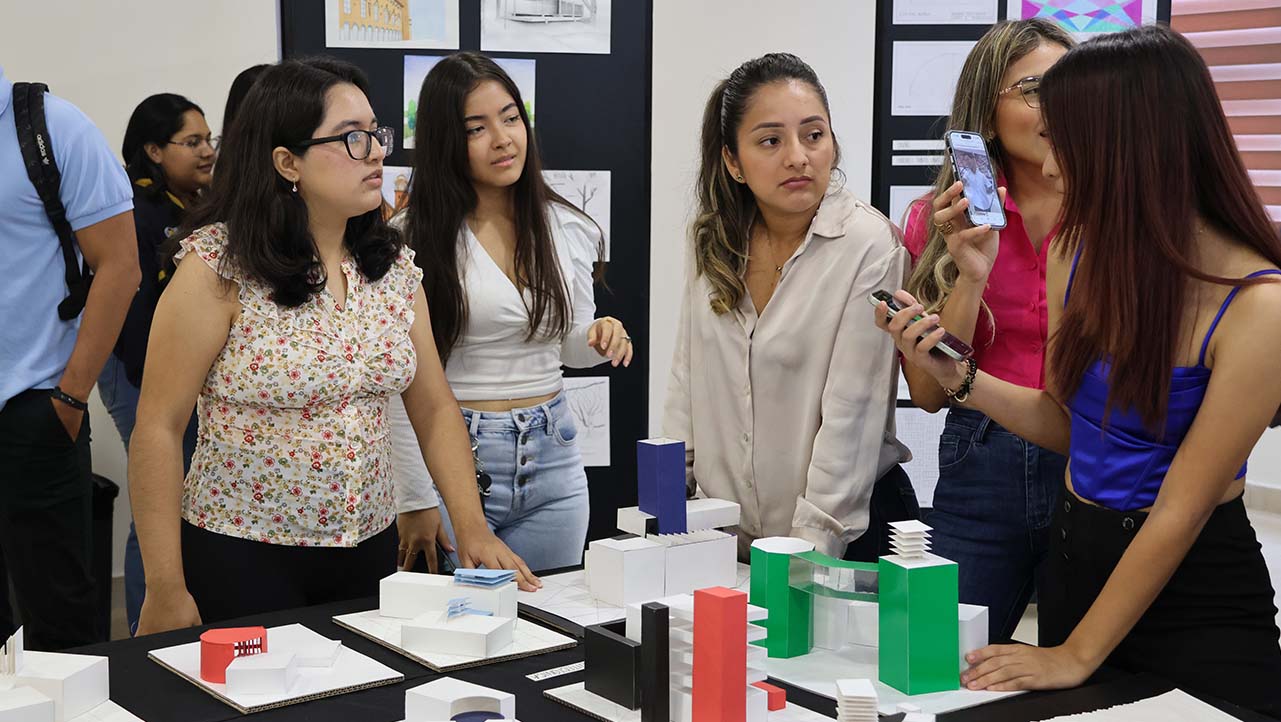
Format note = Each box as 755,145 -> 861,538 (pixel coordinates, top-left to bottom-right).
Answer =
585,620 -> 642,709
641,602 -> 670,722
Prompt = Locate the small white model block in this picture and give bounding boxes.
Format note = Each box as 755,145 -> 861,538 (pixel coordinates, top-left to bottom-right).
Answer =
380,571 -> 517,620
655,529 -> 736,596
225,652 -> 299,695
624,593 -> 693,642
888,520 -> 933,560
15,651 -> 108,722
0,686 -> 54,722
404,677 -> 515,720
847,599 -> 879,648
401,612 -> 515,658
0,628 -> 23,677
747,683 -> 768,722
812,595 -> 855,651
616,498 -> 742,537
958,604 -> 989,671
586,536 -> 665,606
295,639 -> 342,669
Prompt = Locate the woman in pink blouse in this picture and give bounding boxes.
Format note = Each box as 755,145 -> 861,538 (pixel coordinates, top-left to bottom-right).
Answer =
899,19 -> 1074,644
129,58 -> 536,635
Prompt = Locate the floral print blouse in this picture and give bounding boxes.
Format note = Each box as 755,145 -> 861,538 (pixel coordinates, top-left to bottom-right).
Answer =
175,223 -> 421,547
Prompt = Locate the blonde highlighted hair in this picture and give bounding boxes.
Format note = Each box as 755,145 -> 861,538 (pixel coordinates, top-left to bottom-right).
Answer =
907,19 -> 1074,323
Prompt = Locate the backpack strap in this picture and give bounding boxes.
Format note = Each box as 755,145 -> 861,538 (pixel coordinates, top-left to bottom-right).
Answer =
12,82 -> 92,321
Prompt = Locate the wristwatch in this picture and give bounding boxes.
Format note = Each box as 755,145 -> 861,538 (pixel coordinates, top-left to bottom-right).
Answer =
51,386 -> 89,412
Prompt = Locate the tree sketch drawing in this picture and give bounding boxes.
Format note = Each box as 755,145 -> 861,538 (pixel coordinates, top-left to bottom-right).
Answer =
544,170 -> 611,259
563,376 -> 610,467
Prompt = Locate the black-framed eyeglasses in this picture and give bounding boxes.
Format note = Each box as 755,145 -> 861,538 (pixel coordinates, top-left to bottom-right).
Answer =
998,76 -> 1042,109
167,135 -> 220,152
292,126 -> 394,160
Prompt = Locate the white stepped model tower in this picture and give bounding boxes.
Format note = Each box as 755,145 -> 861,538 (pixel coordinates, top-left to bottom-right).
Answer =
887,520 -> 933,560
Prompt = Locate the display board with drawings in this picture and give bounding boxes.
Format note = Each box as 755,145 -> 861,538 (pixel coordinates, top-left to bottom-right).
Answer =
871,0 -> 1171,507
280,0 -> 651,544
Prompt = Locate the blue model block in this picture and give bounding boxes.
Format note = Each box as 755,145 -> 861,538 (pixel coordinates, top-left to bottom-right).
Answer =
637,438 -> 687,534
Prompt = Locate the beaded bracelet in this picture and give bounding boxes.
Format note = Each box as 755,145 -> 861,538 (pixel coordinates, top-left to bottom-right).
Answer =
945,357 -> 978,404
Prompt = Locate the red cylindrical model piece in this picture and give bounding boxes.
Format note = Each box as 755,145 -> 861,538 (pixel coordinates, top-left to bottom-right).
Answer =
199,626 -> 269,683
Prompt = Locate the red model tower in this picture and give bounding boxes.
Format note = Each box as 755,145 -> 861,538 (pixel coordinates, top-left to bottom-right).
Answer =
199,626 -> 268,683
692,586 -> 746,721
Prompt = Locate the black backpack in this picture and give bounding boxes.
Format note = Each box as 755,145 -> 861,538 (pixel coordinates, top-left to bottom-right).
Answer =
12,82 -> 92,321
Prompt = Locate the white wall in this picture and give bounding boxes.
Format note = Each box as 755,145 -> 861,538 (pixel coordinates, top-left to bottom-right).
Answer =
647,0 -> 878,434
1,0 -> 280,576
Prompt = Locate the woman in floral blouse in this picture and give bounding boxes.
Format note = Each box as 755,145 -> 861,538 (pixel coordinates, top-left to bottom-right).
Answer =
129,58 -> 538,635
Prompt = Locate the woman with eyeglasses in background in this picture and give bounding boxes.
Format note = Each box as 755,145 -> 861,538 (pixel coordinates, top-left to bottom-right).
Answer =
898,19 -> 1075,645
130,58 -> 533,634
100,93 -> 215,634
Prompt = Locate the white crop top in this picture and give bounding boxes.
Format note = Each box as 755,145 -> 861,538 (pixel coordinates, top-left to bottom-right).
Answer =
440,202 -> 604,400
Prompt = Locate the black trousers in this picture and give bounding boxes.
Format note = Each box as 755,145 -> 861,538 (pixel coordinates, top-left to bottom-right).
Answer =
181,521 -> 398,624
0,388 -> 98,650
1041,488 -> 1281,719
843,464 -> 921,562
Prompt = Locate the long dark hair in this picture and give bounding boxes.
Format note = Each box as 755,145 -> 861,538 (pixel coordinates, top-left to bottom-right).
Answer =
692,53 -> 841,315
181,57 -> 401,308
222,63 -> 269,140
1045,25 -> 1281,431
122,93 -> 204,200
403,51 -> 600,362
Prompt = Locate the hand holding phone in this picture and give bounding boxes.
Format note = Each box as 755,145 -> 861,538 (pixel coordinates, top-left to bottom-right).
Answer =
868,290 -> 974,361
945,131 -> 1007,231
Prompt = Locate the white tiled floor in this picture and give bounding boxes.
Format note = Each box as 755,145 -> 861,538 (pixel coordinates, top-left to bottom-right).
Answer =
1014,509 -> 1281,645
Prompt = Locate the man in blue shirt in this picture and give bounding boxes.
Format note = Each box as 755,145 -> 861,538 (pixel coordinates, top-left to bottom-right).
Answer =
0,65 -> 140,650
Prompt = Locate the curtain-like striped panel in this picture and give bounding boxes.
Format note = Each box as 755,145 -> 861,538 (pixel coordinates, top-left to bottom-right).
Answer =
1173,0 -> 1281,223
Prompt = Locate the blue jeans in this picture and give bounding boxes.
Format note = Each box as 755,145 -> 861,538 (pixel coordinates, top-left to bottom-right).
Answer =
97,354 -> 197,635
436,392 -> 590,574
925,407 -> 1066,643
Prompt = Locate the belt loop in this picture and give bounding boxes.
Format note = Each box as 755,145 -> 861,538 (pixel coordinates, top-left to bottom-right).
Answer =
468,409 -> 481,439
541,400 -> 555,436
974,414 -> 993,444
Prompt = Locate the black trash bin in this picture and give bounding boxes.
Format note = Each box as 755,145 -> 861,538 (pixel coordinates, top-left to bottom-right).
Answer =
92,474 -> 119,641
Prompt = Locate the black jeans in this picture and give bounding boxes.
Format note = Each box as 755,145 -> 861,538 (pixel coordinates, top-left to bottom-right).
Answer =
843,464 -> 921,562
0,388 -> 98,650
1042,489 -> 1281,719
181,521 -> 398,624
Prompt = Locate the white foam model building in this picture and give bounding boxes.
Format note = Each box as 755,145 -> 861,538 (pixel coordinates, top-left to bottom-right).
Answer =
0,627 -> 117,722
834,678 -> 877,722
225,652 -> 299,696
381,571 -> 518,619
401,677 -> 519,722
378,571 -> 520,657
585,496 -> 741,609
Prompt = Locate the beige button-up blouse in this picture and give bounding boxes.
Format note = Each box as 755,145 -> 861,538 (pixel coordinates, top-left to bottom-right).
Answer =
663,189 -> 911,557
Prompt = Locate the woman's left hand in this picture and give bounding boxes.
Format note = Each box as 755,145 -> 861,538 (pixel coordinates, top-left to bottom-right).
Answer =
587,316 -> 633,367
961,643 -> 1096,692
397,507 -> 454,573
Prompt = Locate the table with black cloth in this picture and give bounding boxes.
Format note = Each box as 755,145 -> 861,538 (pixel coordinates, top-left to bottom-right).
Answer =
72,596 -> 1273,722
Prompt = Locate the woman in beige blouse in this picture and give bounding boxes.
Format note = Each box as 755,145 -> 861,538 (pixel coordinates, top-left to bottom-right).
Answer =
664,53 -> 915,560
130,59 -> 537,636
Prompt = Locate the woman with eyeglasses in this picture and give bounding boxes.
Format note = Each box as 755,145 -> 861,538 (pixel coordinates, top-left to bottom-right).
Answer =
129,58 -> 534,634
389,52 -> 631,576
897,19 -> 1075,645
101,93 -> 215,634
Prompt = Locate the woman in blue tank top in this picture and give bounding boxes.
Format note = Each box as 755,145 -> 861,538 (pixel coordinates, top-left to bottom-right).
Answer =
877,25 -> 1281,716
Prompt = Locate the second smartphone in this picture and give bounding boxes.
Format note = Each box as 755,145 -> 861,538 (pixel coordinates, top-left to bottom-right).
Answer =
945,130 -> 1007,230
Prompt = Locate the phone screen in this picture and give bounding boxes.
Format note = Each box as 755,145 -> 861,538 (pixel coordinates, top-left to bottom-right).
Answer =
946,131 -> 1007,230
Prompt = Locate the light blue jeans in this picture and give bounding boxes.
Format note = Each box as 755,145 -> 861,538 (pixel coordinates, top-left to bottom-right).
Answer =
437,392 -> 590,574
97,354 -> 197,635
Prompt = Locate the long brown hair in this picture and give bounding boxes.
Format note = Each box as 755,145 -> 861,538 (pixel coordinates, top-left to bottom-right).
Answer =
692,53 -> 841,315
1045,25 -> 1281,431
907,20 -> 1074,321
404,52 -> 602,361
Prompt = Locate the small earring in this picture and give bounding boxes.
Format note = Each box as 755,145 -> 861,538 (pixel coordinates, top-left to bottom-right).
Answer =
736,174 -> 744,182
291,182 -> 298,193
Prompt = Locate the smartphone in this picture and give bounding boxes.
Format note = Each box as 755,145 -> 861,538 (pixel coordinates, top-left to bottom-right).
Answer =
945,130 -> 1007,230
868,290 -> 975,361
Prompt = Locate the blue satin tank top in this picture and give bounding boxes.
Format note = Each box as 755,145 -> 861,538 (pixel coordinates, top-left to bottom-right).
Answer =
1064,249 -> 1279,511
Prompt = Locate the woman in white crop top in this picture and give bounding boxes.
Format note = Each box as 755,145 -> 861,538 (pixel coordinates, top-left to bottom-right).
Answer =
389,52 -> 632,574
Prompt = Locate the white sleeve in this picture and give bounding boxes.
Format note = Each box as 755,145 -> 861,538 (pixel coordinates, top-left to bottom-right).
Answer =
388,393 -> 439,513
556,205 -> 608,369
